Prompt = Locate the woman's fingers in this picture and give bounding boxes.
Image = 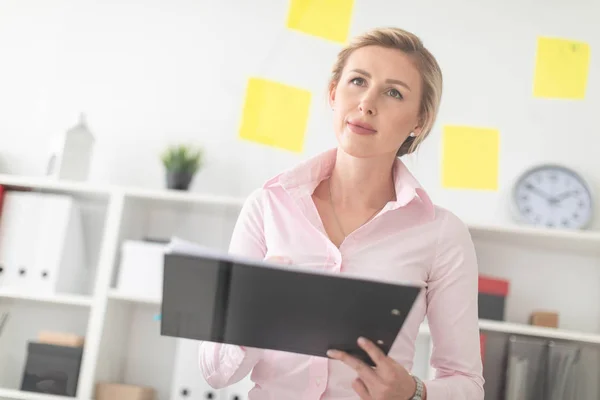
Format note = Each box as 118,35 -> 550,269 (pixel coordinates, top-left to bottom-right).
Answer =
327,349 -> 381,387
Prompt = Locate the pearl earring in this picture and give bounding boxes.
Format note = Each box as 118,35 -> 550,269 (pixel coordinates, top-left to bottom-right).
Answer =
409,132 -> 415,137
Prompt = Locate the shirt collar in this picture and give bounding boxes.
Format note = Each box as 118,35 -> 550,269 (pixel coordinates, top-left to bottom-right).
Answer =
263,147 -> 435,219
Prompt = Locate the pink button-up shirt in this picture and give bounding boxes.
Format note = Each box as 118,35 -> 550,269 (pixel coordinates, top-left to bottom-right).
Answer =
199,148 -> 484,399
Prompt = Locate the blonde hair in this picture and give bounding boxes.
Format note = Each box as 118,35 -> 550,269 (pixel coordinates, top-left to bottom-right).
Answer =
329,27 -> 443,157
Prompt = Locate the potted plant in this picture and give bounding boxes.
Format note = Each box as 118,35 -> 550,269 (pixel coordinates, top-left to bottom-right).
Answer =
160,144 -> 203,191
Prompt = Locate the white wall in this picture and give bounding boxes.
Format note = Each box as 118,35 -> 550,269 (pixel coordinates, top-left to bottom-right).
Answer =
0,0 -> 599,229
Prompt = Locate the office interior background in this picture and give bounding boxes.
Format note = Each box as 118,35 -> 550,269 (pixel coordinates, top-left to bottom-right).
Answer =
0,0 -> 599,399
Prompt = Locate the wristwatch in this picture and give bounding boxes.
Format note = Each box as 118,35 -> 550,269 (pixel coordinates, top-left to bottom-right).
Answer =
410,375 -> 424,400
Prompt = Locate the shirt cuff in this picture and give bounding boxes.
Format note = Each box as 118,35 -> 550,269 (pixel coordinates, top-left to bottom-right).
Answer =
221,345 -> 262,371
423,379 -> 447,399
205,344 -> 262,388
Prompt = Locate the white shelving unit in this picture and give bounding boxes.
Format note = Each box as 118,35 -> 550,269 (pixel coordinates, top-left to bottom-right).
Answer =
418,319 -> 600,345
0,388 -> 79,400
0,172 -> 599,400
0,290 -> 93,308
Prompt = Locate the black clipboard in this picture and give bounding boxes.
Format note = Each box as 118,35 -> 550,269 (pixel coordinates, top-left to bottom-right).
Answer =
160,250 -> 422,366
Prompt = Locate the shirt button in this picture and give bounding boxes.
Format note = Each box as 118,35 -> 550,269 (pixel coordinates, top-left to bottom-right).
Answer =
316,378 -> 322,386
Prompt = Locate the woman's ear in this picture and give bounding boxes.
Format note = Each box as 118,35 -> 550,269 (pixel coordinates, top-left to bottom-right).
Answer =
412,117 -> 425,137
328,81 -> 337,109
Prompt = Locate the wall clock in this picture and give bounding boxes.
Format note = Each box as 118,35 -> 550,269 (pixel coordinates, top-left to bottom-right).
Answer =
512,164 -> 594,230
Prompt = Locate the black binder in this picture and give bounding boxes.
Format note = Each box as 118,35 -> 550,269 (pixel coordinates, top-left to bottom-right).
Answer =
160,251 -> 422,366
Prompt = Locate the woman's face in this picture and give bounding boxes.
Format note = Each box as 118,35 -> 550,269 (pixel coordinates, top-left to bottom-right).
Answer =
329,45 -> 424,159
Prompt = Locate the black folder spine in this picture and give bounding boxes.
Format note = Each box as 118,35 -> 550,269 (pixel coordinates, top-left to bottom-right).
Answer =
211,261 -> 232,342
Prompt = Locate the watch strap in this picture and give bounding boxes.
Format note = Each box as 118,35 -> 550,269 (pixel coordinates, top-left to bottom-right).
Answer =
410,375 -> 424,400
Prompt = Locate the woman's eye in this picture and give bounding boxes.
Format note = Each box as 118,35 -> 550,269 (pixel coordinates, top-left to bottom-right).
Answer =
388,88 -> 403,99
351,77 -> 365,86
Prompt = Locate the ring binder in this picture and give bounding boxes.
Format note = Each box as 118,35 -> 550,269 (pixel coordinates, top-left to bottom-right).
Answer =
160,240 -> 422,366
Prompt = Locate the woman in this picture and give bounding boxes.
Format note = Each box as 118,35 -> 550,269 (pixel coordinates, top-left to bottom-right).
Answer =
199,27 -> 484,400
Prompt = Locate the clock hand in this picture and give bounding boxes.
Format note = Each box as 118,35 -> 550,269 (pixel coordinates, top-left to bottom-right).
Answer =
554,190 -> 579,202
525,184 -> 552,201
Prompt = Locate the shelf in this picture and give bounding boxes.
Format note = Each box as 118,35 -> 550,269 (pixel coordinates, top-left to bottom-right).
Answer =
0,290 -> 93,307
107,289 -> 161,305
479,319 -> 600,344
0,174 -> 246,209
419,319 -> 600,345
0,388 -> 83,400
0,174 -> 110,200
468,222 -> 600,255
122,187 -> 245,208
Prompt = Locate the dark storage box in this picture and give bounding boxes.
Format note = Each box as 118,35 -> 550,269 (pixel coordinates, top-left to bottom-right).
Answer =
478,275 -> 509,321
20,341 -> 83,397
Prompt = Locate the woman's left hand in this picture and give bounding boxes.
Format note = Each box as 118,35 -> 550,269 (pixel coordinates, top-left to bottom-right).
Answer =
327,337 -> 421,400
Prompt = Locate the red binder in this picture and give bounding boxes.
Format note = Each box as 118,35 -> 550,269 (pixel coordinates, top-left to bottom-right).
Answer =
480,333 -> 487,365
0,184 -> 5,223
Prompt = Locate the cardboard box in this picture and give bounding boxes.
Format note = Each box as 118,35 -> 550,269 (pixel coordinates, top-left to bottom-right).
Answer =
530,311 -> 559,328
95,382 -> 156,400
38,331 -> 85,347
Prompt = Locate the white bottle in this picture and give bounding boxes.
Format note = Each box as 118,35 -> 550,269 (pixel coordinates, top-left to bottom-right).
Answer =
45,113 -> 95,181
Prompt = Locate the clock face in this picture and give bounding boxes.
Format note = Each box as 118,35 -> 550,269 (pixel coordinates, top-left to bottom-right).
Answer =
513,165 -> 593,229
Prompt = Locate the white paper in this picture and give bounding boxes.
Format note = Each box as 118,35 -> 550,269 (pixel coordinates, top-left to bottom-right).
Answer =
163,237 -> 398,285
165,236 -> 281,268
164,236 -> 224,258
166,237 -> 426,289
164,236 -> 334,276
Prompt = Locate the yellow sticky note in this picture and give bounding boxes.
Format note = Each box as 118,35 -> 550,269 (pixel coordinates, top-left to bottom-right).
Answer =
442,125 -> 499,190
238,77 -> 312,153
533,37 -> 591,99
286,0 -> 354,44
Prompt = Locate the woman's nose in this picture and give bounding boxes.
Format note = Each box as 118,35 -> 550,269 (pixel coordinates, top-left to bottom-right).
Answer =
358,94 -> 376,116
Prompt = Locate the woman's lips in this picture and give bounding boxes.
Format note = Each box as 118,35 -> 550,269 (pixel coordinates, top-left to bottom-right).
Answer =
347,120 -> 377,135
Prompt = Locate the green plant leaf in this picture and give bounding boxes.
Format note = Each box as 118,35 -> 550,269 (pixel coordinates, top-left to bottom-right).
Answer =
161,143 -> 204,174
